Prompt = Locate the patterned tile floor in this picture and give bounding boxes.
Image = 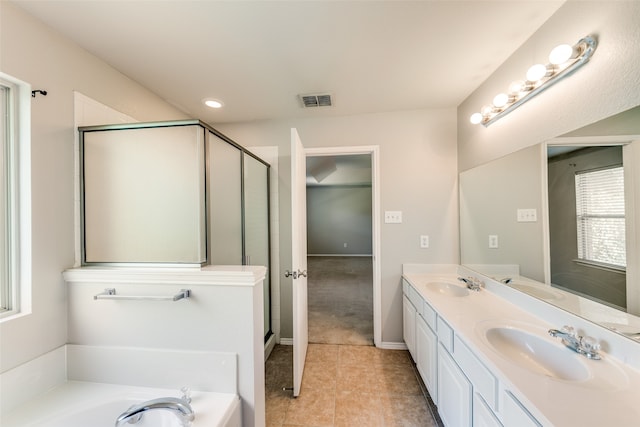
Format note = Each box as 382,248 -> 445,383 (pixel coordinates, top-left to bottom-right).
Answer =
265,344 -> 442,426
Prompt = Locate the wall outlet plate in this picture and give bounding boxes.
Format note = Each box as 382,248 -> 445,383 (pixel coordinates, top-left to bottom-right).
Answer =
420,235 -> 429,248
489,235 -> 499,248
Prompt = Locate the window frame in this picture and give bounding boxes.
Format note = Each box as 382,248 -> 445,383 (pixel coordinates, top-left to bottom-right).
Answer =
574,165 -> 626,271
0,72 -> 32,321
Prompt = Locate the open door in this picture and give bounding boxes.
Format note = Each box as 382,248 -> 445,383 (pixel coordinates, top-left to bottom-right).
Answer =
290,128 -> 308,397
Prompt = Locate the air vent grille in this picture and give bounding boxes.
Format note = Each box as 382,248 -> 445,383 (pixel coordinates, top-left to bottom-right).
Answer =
299,93 -> 333,108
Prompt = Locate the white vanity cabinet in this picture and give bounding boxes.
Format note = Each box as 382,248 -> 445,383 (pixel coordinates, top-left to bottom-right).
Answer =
402,277 -> 544,427
416,307 -> 438,402
402,293 -> 417,360
437,343 -> 472,427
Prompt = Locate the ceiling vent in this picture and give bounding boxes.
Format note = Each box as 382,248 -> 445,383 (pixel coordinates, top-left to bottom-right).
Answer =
299,93 -> 333,108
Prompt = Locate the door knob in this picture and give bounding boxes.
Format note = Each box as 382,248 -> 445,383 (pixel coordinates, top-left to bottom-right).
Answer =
285,269 -> 307,279
285,270 -> 298,279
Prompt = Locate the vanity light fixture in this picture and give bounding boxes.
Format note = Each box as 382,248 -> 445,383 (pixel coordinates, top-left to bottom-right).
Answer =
203,98 -> 224,109
470,35 -> 597,127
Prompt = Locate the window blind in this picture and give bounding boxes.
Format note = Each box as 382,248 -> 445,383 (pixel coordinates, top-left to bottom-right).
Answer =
575,166 -> 626,268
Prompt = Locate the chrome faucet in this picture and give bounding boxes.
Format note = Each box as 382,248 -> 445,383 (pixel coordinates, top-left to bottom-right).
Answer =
115,388 -> 195,427
548,325 -> 601,360
458,276 -> 483,291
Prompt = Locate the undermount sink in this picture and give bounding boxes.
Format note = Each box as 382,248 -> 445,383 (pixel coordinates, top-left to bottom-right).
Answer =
480,323 -> 589,381
426,281 -> 470,297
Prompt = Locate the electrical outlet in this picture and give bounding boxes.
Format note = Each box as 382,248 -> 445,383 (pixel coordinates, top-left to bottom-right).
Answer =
343,242 -> 348,248
420,235 -> 429,248
384,211 -> 403,223
489,235 -> 499,248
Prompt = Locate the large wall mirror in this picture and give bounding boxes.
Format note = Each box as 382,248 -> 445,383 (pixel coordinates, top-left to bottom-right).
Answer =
460,104 -> 640,341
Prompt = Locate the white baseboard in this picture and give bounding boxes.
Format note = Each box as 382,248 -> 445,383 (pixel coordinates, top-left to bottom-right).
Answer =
307,254 -> 373,257
279,338 -> 293,346
376,341 -> 408,350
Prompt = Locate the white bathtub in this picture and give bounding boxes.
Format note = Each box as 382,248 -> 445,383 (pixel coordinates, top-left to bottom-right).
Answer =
1,381 -> 241,427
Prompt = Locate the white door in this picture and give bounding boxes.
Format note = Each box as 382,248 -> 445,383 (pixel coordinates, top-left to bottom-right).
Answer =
290,128 -> 308,397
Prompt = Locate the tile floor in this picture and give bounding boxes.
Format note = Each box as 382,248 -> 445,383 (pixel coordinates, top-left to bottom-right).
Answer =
265,343 -> 442,426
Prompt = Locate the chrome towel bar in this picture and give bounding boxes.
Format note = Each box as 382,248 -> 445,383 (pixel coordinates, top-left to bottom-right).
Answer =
93,288 -> 191,301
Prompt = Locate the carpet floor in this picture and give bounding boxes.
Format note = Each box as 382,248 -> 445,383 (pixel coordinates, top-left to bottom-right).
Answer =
307,256 -> 374,346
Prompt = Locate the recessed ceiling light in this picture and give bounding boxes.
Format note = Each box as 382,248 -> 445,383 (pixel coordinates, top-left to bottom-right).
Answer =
203,98 -> 224,109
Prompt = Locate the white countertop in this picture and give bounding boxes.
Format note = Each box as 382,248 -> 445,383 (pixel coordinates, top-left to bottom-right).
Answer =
403,271 -> 640,427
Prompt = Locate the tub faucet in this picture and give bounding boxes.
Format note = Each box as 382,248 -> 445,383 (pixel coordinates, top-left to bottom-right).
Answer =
548,325 -> 601,360
115,388 -> 195,427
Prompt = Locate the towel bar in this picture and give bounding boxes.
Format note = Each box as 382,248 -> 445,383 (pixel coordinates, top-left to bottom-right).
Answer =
93,288 -> 191,301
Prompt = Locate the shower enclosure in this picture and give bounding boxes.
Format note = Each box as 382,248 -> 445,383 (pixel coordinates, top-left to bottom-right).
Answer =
79,120 -> 272,341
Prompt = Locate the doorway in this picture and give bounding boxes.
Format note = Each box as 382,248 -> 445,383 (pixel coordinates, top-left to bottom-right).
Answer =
304,148 -> 381,346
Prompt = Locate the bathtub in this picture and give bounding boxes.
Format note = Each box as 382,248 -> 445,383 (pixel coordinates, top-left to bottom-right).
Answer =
1,381 -> 241,427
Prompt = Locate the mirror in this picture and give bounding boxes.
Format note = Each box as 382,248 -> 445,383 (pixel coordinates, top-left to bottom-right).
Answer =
460,105 -> 640,341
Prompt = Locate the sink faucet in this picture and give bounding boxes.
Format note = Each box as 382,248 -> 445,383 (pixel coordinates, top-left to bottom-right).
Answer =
458,276 -> 483,292
115,388 -> 195,427
500,277 -> 513,284
548,325 -> 601,360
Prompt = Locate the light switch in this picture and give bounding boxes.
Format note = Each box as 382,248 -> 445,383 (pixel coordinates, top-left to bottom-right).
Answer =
517,208 -> 537,222
384,211 -> 403,223
489,235 -> 499,249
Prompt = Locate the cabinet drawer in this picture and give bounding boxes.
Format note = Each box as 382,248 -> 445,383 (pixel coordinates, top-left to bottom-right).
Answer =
437,316 -> 454,353
454,335 -> 498,410
422,300 -> 437,331
409,285 -> 423,317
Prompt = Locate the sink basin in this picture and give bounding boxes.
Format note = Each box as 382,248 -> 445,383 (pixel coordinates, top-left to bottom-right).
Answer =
482,325 -> 589,381
426,281 -> 469,297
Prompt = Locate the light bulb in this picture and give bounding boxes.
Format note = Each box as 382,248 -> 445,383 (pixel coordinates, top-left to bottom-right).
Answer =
493,93 -> 509,108
509,80 -> 528,95
480,105 -> 494,116
470,113 -> 483,125
549,44 -> 575,65
526,64 -> 548,82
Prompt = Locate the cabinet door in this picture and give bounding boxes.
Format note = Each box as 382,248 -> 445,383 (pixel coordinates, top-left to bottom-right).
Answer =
473,392 -> 502,427
416,314 -> 437,403
437,344 -> 472,427
503,391 -> 542,427
403,295 -> 416,360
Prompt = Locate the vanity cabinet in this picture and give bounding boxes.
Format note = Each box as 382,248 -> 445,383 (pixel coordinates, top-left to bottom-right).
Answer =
402,278 -> 543,427
416,311 -> 438,402
437,344 -> 472,427
403,293 -> 417,359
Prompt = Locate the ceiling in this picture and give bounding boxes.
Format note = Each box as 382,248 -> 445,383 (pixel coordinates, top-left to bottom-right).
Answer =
13,0 -> 564,124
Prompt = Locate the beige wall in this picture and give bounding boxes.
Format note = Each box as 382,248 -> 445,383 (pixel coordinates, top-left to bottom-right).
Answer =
307,185 -> 373,255
0,2 -> 187,373
217,108 -> 458,344
458,1 -> 640,171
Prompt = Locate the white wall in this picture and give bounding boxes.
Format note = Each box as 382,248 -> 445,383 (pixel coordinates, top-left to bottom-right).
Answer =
458,1 -> 640,171
216,108 -> 459,343
0,2 -> 187,373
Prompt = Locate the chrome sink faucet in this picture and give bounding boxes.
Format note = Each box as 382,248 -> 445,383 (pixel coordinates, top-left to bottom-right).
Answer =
458,276 -> 484,291
548,325 -> 601,360
115,387 -> 195,427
